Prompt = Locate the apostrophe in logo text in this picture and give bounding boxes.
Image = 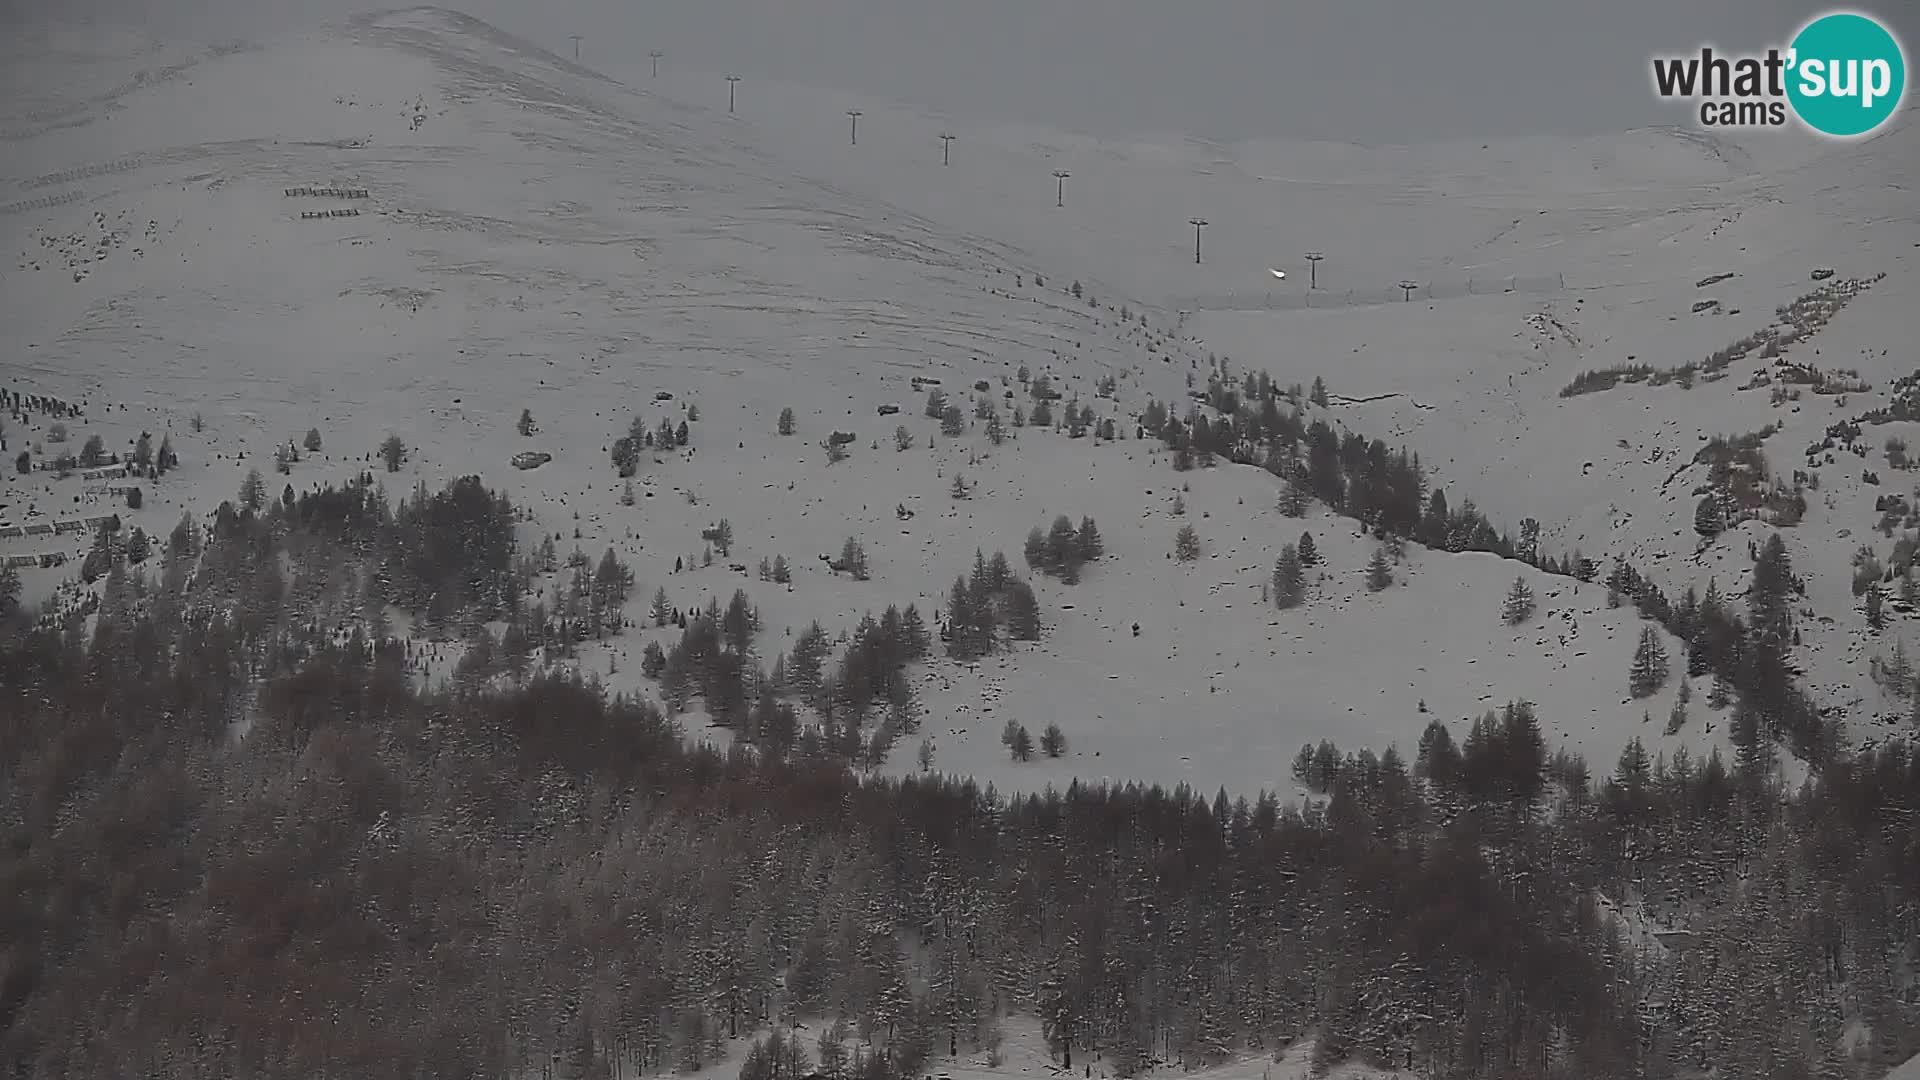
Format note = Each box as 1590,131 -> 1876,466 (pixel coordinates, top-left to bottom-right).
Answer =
1650,10 -> 1906,138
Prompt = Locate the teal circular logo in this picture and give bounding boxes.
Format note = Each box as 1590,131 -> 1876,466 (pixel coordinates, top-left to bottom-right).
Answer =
1786,12 -> 1906,137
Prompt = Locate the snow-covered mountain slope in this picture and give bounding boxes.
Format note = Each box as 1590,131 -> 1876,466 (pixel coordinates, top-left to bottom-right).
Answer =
1184,119 -> 1920,749
2,8 -> 1909,799
653,54 -> 1919,755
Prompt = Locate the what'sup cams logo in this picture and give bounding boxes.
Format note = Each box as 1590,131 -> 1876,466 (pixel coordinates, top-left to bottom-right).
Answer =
1652,10 -> 1906,137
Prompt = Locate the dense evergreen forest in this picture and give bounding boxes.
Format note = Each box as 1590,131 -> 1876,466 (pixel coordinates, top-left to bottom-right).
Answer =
2,476 -> 1917,1080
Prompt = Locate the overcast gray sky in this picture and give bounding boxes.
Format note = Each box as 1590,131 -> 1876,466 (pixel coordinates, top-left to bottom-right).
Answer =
6,0 -> 1911,142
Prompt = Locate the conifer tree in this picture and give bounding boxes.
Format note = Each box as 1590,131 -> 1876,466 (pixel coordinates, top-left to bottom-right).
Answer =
1500,701 -> 1547,809
1174,525 -> 1201,562
901,603 -> 932,657
1076,517 -> 1103,562
1694,494 -> 1726,538
1707,672 -> 1734,709
1629,625 -> 1671,698
723,588 -> 755,653
947,577 -> 982,659
0,561 -> 18,620
840,537 -> 869,581
641,640 -> 667,678
1415,719 -> 1462,792
1278,479 -> 1310,518
1666,680 -> 1690,735
1365,547 -> 1392,591
1040,722 -> 1067,757
611,436 -> 639,477
1880,637 -> 1911,695
1004,579 -> 1041,641
1273,544 -> 1306,609
1502,576 -> 1537,624
1298,531 -> 1319,566
1045,514 -> 1078,566
1009,724 -> 1035,761
238,468 -> 265,513
986,551 -> 1013,592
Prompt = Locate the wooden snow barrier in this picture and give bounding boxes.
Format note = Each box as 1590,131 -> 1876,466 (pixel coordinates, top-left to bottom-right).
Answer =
285,186 -> 370,198
3,552 -> 67,568
0,189 -> 86,217
299,208 -> 363,219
